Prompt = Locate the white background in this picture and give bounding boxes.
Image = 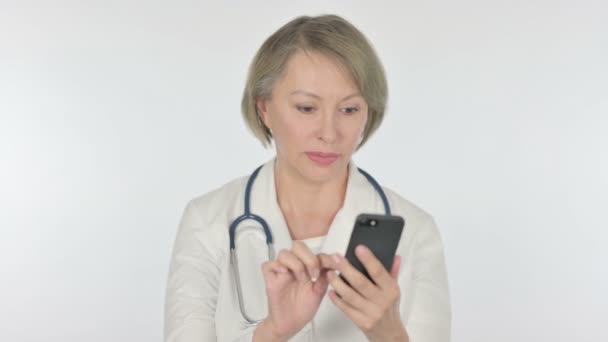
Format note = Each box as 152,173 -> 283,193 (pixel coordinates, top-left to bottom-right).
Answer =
1,1 -> 607,341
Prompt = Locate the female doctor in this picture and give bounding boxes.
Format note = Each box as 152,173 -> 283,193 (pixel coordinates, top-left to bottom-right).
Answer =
164,14 -> 451,342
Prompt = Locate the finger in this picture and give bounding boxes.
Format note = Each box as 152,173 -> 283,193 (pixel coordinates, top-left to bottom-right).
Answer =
267,260 -> 289,274
327,270 -> 376,313
262,260 -> 296,293
318,253 -> 338,270
261,260 -> 289,277
292,240 -> 321,281
390,255 -> 401,279
328,289 -> 372,331
261,260 -> 290,284
312,268 -> 331,296
261,261 -> 272,278
333,253 -> 379,299
276,249 -> 308,282
355,245 -> 394,290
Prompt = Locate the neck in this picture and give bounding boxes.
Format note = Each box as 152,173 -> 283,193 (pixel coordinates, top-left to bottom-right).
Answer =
274,157 -> 349,240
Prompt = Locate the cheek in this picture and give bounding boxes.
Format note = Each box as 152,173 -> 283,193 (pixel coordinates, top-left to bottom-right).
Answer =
345,114 -> 368,139
272,112 -> 310,146
284,124 -> 310,147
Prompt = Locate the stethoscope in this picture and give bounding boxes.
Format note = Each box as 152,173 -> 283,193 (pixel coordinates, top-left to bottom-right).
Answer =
229,163 -> 392,324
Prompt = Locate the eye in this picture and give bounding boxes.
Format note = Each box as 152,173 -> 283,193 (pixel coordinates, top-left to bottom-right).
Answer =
342,107 -> 360,115
296,105 -> 315,114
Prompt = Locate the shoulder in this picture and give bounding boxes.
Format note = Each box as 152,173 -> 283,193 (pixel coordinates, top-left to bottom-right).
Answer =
382,187 -> 435,226
172,175 -> 249,261
185,175 -> 248,226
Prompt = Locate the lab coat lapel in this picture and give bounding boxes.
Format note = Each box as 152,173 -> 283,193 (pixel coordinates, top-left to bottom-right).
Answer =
248,158 -> 294,254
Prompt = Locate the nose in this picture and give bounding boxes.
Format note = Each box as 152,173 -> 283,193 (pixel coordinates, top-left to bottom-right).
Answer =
318,111 -> 337,144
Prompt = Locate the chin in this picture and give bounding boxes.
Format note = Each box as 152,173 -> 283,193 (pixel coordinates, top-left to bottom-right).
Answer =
300,157 -> 347,184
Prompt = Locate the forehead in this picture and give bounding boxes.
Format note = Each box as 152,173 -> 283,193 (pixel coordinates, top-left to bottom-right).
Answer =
277,50 -> 359,94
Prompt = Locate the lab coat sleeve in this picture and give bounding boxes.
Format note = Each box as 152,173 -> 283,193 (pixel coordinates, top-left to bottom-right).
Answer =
402,216 -> 452,342
164,200 -> 221,342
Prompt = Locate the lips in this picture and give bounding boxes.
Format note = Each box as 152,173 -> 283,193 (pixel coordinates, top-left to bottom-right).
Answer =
307,152 -> 339,158
305,151 -> 340,166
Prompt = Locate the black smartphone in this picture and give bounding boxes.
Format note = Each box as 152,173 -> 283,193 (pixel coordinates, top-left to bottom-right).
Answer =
342,214 -> 405,285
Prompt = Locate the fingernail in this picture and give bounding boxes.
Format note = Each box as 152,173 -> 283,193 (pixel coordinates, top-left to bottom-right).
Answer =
333,254 -> 341,264
311,269 -> 319,282
356,244 -> 367,256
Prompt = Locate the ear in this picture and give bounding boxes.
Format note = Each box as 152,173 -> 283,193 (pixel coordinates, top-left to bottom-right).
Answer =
255,97 -> 272,130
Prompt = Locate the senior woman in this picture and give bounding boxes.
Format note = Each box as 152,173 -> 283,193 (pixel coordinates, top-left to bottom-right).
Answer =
164,14 -> 450,342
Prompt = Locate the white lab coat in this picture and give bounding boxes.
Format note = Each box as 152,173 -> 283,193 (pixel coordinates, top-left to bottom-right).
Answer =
164,158 -> 451,341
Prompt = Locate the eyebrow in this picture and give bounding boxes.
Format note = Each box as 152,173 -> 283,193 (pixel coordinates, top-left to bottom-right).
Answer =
290,90 -> 362,101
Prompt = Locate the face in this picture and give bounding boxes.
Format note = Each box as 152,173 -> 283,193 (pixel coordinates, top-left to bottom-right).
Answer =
256,50 -> 369,184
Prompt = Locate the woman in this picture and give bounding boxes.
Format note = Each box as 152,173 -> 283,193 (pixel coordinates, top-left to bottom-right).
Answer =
165,14 -> 450,341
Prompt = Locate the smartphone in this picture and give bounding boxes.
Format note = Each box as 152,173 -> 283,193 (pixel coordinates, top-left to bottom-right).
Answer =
342,213 -> 405,285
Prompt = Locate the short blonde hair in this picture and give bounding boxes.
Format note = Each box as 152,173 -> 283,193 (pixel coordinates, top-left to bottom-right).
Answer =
241,14 -> 388,149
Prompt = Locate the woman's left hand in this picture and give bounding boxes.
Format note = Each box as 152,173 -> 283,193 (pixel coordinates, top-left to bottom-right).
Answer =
320,245 -> 409,342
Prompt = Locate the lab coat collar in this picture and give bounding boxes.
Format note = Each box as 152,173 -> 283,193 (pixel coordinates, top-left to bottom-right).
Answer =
249,157 -> 386,257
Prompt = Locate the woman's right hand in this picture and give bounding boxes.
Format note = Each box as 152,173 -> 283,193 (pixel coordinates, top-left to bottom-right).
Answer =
253,241 -> 330,341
